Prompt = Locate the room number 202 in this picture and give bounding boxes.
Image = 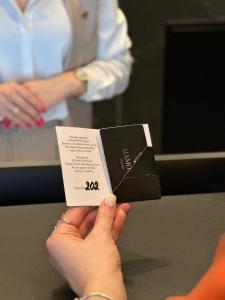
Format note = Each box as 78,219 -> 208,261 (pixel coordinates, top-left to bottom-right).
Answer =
85,181 -> 99,191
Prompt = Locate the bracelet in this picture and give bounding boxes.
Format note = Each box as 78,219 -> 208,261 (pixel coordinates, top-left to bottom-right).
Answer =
74,292 -> 112,300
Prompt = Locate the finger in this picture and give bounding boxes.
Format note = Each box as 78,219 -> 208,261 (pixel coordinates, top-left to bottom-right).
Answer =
17,84 -> 46,112
112,207 -> 128,241
62,206 -> 94,228
13,91 -> 43,122
93,194 -> 117,236
116,203 -> 132,215
0,84 -> 43,127
1,106 -> 28,127
9,92 -> 43,126
79,208 -> 98,238
1,95 -> 38,127
1,119 -> 11,128
0,97 -> 23,126
54,220 -> 83,240
113,203 -> 131,224
79,203 -> 131,239
7,105 -> 37,127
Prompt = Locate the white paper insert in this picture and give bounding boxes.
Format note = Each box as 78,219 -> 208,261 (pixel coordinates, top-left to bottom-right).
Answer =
56,126 -> 111,206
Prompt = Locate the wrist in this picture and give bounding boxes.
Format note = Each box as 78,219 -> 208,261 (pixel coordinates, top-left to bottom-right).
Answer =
71,70 -> 87,97
75,293 -> 111,300
60,71 -> 86,98
83,270 -> 127,300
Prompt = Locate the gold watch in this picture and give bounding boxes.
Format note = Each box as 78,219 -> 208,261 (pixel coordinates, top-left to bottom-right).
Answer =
74,69 -> 88,96
74,69 -> 88,83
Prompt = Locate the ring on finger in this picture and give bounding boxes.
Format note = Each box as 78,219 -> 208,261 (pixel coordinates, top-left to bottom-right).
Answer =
12,106 -> 20,114
55,214 -> 73,229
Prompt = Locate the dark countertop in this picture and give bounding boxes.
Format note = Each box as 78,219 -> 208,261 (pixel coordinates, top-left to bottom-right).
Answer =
1,192 -> 225,300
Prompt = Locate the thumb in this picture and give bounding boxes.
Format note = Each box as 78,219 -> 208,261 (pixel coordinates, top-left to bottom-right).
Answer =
93,194 -> 117,236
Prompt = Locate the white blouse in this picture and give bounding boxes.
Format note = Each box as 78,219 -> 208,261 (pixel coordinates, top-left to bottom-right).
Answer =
0,0 -> 133,122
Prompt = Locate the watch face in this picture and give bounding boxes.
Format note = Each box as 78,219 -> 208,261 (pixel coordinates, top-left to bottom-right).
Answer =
76,70 -> 88,82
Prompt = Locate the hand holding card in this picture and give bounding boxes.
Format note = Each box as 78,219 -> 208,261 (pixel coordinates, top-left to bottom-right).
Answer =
56,124 -> 161,206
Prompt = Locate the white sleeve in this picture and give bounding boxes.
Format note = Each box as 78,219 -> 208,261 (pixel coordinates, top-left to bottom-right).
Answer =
78,0 -> 133,102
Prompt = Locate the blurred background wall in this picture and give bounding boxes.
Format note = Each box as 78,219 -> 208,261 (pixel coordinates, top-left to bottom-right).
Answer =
92,0 -> 225,153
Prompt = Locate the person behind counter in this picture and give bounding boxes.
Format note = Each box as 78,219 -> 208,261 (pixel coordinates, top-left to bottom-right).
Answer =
47,194 -> 225,300
0,0 -> 133,161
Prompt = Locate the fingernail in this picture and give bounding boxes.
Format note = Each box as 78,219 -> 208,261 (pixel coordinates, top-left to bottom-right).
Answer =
36,118 -> 45,127
4,120 -> 11,128
40,107 -> 47,113
104,194 -> 117,207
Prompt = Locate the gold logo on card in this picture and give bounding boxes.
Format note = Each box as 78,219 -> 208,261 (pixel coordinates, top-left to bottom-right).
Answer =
120,148 -> 133,171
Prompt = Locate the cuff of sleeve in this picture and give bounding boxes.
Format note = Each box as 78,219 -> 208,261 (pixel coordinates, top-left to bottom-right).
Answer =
76,66 -> 103,102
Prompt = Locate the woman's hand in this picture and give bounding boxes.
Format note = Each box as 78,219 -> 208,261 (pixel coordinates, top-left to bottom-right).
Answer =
0,82 -> 45,128
46,195 -> 131,300
24,71 -> 86,109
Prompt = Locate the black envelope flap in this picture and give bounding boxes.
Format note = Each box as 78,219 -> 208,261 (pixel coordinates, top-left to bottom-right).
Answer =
127,147 -> 158,177
100,124 -> 148,189
113,147 -> 161,202
115,174 -> 161,202
100,124 -> 161,202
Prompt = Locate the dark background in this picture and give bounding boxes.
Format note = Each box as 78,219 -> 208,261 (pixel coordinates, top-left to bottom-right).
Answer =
92,0 -> 225,153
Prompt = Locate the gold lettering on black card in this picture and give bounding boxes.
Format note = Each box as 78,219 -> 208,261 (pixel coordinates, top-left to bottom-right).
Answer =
120,147 -> 133,171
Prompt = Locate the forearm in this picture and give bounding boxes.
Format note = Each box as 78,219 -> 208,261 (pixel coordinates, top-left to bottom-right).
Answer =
53,71 -> 86,99
77,0 -> 133,102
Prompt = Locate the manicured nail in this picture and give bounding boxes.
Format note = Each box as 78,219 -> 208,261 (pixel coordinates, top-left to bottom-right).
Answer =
40,107 -> 47,113
104,194 -> 117,207
4,120 -> 11,128
36,117 -> 45,127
